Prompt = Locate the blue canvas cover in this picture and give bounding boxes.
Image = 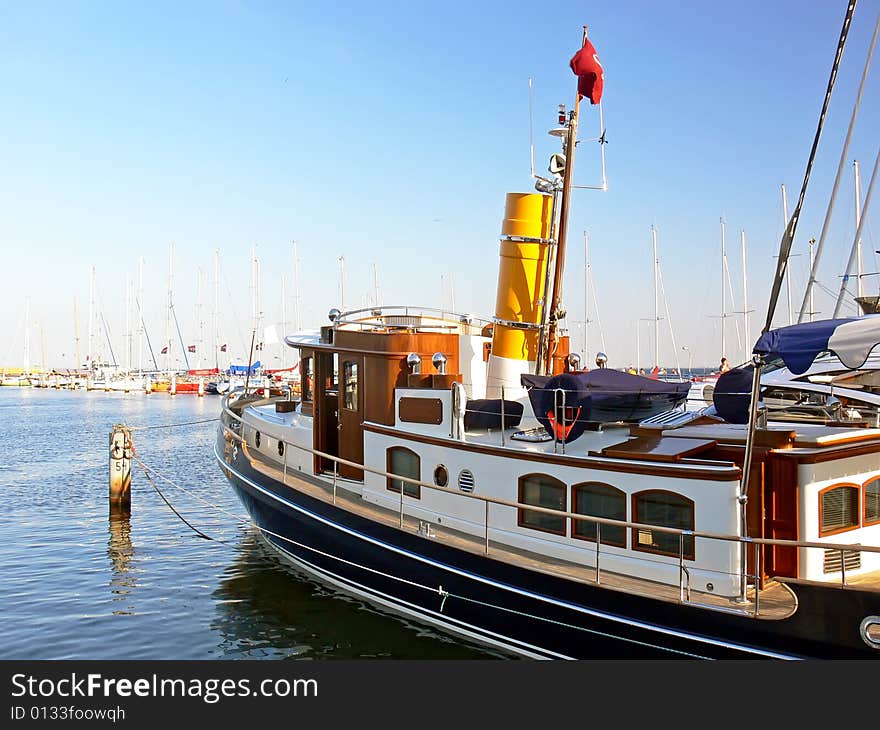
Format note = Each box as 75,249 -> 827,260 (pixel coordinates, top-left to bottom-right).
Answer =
228,361 -> 261,375
753,315 -> 880,374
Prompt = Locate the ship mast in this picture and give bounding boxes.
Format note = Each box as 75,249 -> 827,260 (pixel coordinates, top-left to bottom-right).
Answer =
544,26 -> 589,374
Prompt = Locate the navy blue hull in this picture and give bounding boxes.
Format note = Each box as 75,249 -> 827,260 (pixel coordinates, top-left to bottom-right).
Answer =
216,433 -> 880,659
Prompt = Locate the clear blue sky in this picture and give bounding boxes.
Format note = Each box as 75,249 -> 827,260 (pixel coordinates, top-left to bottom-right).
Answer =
1,0 -> 878,371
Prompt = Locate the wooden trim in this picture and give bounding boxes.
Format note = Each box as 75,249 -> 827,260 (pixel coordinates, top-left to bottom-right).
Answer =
864,476 -> 880,527
571,482 -> 627,548
399,397 -> 443,425
517,473 -> 567,536
386,446 -> 421,499
631,490 -> 696,560
363,423 -> 741,481
818,483 -> 861,537
773,440 -> 880,464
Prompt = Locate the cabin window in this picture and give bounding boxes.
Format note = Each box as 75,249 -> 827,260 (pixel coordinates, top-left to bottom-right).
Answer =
343,361 -> 358,410
301,357 -> 313,402
572,482 -> 626,547
518,474 -> 566,535
387,447 -> 420,499
632,490 -> 695,560
820,485 -> 860,536
865,478 -> 880,526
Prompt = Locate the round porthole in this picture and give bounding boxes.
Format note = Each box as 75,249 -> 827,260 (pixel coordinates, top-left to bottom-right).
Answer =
277,440 -> 284,457
458,469 -> 475,493
255,431 -> 261,448
860,615 -> 880,649
433,464 -> 449,488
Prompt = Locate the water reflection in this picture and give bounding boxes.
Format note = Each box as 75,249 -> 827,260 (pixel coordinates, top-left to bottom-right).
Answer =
210,532 -> 501,659
107,507 -> 136,613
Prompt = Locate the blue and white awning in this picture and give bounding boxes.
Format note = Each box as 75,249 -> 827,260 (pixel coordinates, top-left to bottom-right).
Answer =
753,315 -> 880,375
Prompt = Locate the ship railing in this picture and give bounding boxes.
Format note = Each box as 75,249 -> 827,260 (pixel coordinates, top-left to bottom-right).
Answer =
219,394 -> 880,617
332,305 -> 493,333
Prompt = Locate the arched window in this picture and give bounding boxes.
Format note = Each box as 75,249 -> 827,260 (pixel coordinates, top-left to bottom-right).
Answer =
386,447 -> 420,499
865,478 -> 880,527
820,484 -> 860,536
572,482 -> 626,547
632,490 -> 695,560
518,474 -> 566,535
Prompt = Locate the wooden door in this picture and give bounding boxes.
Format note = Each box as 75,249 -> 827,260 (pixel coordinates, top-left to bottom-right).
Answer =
313,352 -> 339,474
764,455 -> 799,579
338,355 -> 365,480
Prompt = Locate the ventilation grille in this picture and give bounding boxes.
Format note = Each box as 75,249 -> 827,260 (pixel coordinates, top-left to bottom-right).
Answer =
824,547 -> 861,574
458,469 -> 475,493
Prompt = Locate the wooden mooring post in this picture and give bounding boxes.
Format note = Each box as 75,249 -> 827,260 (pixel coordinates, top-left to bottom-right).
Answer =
109,424 -> 132,512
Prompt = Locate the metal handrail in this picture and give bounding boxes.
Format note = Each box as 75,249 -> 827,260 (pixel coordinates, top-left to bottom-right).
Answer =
221,393 -> 880,609
332,304 -> 494,330
220,394 -> 880,556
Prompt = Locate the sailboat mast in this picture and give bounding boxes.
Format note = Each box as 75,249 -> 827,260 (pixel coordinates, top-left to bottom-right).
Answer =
213,249 -> 220,369
87,266 -> 95,372
545,26 -> 588,373
138,258 -> 144,375
583,230 -> 589,363
338,256 -> 345,310
781,184 -> 792,325
197,267 -> 204,370
854,159 -> 863,300
652,226 -> 659,370
720,218 -> 726,362
125,275 -> 131,374
166,244 -> 173,372
372,262 -> 380,308
23,298 -> 30,376
74,297 -> 81,375
280,275 -> 287,368
741,229 -> 749,363
293,241 -> 302,330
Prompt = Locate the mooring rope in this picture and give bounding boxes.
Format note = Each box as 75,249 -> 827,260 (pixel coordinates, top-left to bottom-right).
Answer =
128,417 -> 219,432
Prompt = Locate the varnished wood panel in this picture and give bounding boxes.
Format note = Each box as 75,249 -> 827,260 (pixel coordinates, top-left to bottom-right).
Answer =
399,397 -> 444,425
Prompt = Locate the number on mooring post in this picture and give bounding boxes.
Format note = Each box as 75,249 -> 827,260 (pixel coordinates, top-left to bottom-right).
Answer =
109,424 -> 132,512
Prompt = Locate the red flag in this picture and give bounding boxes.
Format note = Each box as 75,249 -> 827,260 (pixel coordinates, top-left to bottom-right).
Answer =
220,343 -> 227,352
569,37 -> 604,105
160,346 -> 168,355
187,344 -> 196,353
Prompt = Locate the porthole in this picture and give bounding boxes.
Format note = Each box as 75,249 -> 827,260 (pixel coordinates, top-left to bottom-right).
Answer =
861,615 -> 880,649
255,431 -> 261,448
458,469 -> 475,493
433,464 -> 449,488
277,440 -> 284,457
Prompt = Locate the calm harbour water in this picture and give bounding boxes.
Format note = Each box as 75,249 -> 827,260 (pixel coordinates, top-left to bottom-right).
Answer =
0,388 -> 498,660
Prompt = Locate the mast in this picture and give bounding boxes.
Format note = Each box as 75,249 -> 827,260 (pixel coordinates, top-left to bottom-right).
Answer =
138,258 -> 144,376
545,25 -> 588,373
781,184 -> 792,325
24,297 -> 30,376
165,243 -> 173,373
73,297 -> 81,375
741,229 -> 749,363
125,275 -> 131,374
87,266 -> 95,372
652,226 -> 660,370
796,7 -> 876,325
583,231 -> 589,362
833,148 -> 880,318
293,241 -> 302,330
338,255 -> 346,310
280,274 -> 287,368
809,238 -> 816,322
196,267 -> 204,369
213,249 -> 220,369
372,263 -> 380,308
720,218 -> 726,362
854,159 -> 863,300
40,320 -> 45,382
